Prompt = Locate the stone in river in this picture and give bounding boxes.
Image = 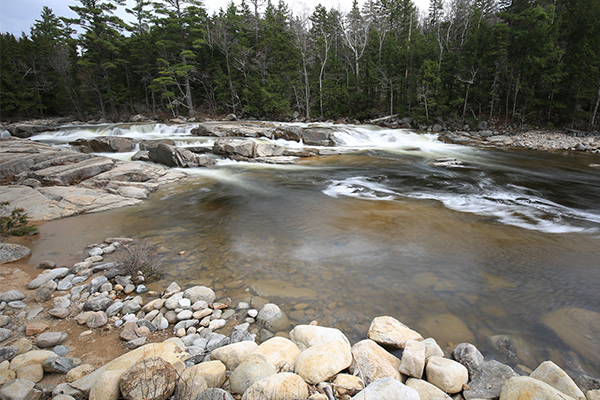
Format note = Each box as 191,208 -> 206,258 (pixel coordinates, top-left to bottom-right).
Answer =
463,360 -> 517,400
421,313 -> 475,348
453,342 -> 484,378
256,303 -> 290,332
295,339 -> 352,385
426,356 -> 469,394
542,308 -> 600,365
399,339 -> 426,378
349,339 -> 402,385
500,376 -> 577,400
350,377 -> 420,400
530,361 -> 585,400
367,316 -> 423,349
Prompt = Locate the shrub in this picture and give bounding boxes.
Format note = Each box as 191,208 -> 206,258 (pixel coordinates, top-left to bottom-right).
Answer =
117,238 -> 164,281
0,201 -> 38,237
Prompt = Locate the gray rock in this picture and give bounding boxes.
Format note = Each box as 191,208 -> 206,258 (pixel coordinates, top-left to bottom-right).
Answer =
153,314 -> 169,330
257,303 -> 290,332
99,282 -> 112,293
230,354 -> 276,395
114,276 -> 132,287
136,319 -> 157,332
52,383 -> 86,399
88,247 -> 104,257
453,343 -> 484,378
57,274 -> 75,291
136,285 -> 148,294
181,334 -> 201,347
53,295 -> 70,309
122,300 -> 141,315
43,356 -> 78,374
86,311 -> 108,329
52,345 -> 71,357
213,138 -> 255,158
195,388 -> 235,400
88,276 -> 108,294
226,113 -> 237,121
37,260 -> 56,269
463,360 -> 518,399
0,243 -> 31,264
48,307 -> 70,319
0,378 -> 36,400
177,310 -> 193,321
574,374 -> 600,392
148,143 -> 209,168
83,295 -> 113,311
0,289 -> 25,302
91,262 -> 117,273
125,337 -> 147,349
120,321 -> 138,342
0,345 -> 18,362
7,301 -> 26,309
27,267 -> 70,289
36,331 -> 68,348
0,315 -> 9,327
35,280 -> 57,302
106,301 -> 124,317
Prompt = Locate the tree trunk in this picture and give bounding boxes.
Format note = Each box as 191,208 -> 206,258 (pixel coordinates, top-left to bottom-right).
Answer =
590,77 -> 600,131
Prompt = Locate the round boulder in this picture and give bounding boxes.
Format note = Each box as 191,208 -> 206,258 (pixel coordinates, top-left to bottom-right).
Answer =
119,357 -> 178,400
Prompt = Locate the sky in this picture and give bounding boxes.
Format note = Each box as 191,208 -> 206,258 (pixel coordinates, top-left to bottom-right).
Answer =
0,0 -> 430,36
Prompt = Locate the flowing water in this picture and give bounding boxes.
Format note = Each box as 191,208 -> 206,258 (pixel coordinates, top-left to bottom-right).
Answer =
24,123 -> 600,376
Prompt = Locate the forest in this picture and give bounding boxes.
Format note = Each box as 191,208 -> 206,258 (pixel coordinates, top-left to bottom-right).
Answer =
1,0 -> 600,130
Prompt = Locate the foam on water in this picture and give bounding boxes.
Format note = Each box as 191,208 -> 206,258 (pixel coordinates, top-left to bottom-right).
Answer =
323,176 -> 600,234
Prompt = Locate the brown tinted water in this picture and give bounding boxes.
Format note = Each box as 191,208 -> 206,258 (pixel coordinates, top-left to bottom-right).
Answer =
24,146 -> 600,378
22,120 -> 600,377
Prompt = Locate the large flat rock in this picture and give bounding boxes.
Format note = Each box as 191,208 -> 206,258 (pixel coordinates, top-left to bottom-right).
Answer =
0,138 -> 186,221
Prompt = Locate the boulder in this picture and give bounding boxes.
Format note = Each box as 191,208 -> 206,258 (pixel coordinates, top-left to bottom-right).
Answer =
230,354 -> 277,395
183,286 -> 216,304
197,388 -> 235,400
453,342 -> 484,378
541,308 -> 600,365
83,295 -> 114,311
251,337 -> 300,373
423,338 -> 444,359
213,138 -> 255,158
257,303 -> 290,332
90,369 -> 126,400
86,311 -> 108,329
42,357 -> 79,374
87,137 -> 135,153
289,325 -> 350,352
300,128 -> 335,146
174,365 -> 208,399
119,357 -> 178,400
0,290 -> 25,302
70,341 -> 188,393
16,363 -> 44,383
35,332 -> 68,348
333,374 -> 364,397
530,361 -> 586,400
187,360 -> 227,388
66,364 -> 96,383
242,372 -> 308,400
295,339 -> 352,385
349,339 -> 402,385
406,378 -> 451,400
399,339 -> 426,378
0,243 -> 31,264
10,350 -> 58,371
426,356 -> 469,394
0,378 -> 37,400
351,377 -> 420,400
463,360 -> 518,400
367,316 -> 423,349
500,376 -> 577,400
147,143 -> 213,168
210,341 -> 258,371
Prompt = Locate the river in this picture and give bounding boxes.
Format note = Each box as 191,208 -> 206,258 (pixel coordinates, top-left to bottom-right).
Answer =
25,122 -> 600,377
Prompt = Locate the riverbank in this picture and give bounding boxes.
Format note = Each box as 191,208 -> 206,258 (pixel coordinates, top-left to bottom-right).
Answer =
1,237 -> 600,400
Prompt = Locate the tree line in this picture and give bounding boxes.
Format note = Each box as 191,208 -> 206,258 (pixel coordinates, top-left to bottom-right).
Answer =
1,0 -> 600,130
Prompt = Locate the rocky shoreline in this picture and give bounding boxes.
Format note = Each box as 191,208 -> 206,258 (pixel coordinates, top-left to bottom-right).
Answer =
1,236 -> 600,400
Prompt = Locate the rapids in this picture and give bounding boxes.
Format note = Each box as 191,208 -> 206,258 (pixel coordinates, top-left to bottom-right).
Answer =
23,122 -> 600,376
